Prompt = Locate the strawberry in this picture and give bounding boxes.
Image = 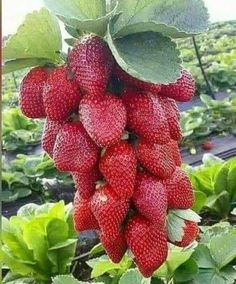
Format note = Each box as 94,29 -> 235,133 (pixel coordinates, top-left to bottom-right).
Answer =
71,165 -> 101,199
91,184 -> 129,239
53,122 -> 98,172
202,140 -> 214,151
133,172 -> 167,226
173,220 -> 199,247
79,93 -> 126,147
100,231 -> 127,263
73,191 -> 99,231
162,167 -> 194,209
19,67 -> 48,118
168,140 -> 182,166
114,64 -> 161,94
41,118 -> 64,158
137,139 -> 175,179
125,215 -> 168,277
160,69 -> 195,102
158,96 -> 182,141
43,66 -> 81,121
68,34 -> 114,94
99,141 -> 137,198
122,88 -> 170,144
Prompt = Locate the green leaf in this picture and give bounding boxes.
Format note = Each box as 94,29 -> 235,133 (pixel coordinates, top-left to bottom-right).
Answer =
3,8 -> 62,72
205,191 -> 231,218
15,188 -> 32,198
110,0 -> 209,38
17,204 -> 39,220
192,244 -> 216,269
194,267 -> 236,284
46,219 -> 68,247
167,212 -> 185,242
119,269 -> 150,284
174,258 -> 198,282
48,201 -> 66,220
231,208 -> 236,216
49,239 -> 77,250
89,243 -> 104,257
107,29 -> 181,84
52,274 -> 104,284
202,154 -> 224,167
192,191 -> 207,212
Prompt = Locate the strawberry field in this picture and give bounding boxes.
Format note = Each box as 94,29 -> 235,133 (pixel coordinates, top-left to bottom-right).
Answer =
2,1 -> 236,284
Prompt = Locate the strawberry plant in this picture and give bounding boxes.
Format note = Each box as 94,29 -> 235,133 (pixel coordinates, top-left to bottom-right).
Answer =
3,0 -> 210,278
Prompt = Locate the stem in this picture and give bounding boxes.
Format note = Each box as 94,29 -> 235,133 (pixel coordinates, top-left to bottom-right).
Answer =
72,251 -> 90,261
106,0 -> 112,13
12,72 -> 18,89
192,36 -> 215,99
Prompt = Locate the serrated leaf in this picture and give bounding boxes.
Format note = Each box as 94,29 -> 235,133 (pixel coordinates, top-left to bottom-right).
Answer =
171,209 -> 201,223
107,29 -> 181,84
119,269 -> 150,284
52,274 -> 79,284
3,8 -> 62,72
192,244 -> 216,269
110,0 -> 209,38
174,258 -> 198,282
167,212 -> 185,242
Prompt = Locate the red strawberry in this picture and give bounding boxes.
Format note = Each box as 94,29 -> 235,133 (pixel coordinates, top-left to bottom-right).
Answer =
53,122 -> 98,172
41,118 -> 64,158
91,184 -> 129,239
160,69 -> 195,102
99,141 -> 137,198
158,97 -> 182,141
168,140 -> 182,166
79,93 -> 126,147
100,231 -> 127,263
114,64 -> 161,94
43,66 -> 81,121
125,215 -> 168,277
71,165 -> 101,199
173,220 -> 199,247
19,67 -> 48,118
133,172 -> 167,226
68,34 -> 114,94
162,167 -> 194,209
122,88 -> 170,144
73,191 -> 99,231
137,139 -> 175,179
202,140 -> 214,150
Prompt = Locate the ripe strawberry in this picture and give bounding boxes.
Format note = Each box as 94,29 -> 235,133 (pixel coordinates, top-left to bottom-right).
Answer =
137,139 -> 175,179
133,172 -> 167,226
79,93 -> 126,147
99,141 -> 137,198
162,167 -> 194,209
41,118 -> 64,158
19,67 -> 48,118
91,184 -> 129,239
173,220 -> 199,247
73,191 -> 99,231
43,66 -> 81,121
71,165 -> 101,199
68,34 -> 114,94
202,140 -> 214,150
114,64 -> 161,94
125,215 -> 168,277
53,122 -> 98,172
160,69 -> 195,102
122,88 -> 170,144
158,96 -> 182,141
100,231 -> 127,263
168,140 -> 182,166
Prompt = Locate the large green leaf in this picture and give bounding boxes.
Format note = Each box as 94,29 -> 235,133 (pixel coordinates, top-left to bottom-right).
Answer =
192,190 -> 207,212
52,274 -> 104,284
119,269 -> 150,284
3,58 -> 49,74
46,219 -> 68,247
107,29 -> 181,84
192,245 -> 216,269
3,8 -> 62,73
110,0 -> 209,38
174,258 -> 198,282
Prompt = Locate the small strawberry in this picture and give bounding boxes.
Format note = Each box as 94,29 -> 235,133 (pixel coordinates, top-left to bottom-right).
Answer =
41,118 -> 64,158
202,140 -> 214,151
71,165 -> 101,199
137,139 -> 175,179
160,69 -> 195,102
43,66 -> 81,121
100,231 -> 127,263
158,96 -> 182,141
162,167 -> 194,209
79,93 -> 126,147
68,34 -> 114,94
133,172 -> 167,226
173,220 -> 199,247
99,141 -> 137,198
53,122 -> 98,172
168,140 -> 182,166
19,67 -> 48,118
125,215 -> 168,277
114,64 -> 161,94
122,88 -> 170,144
91,184 -> 129,239
73,191 -> 99,231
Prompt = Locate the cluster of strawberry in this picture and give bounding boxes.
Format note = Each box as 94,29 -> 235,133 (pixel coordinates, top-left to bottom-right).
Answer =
19,34 -> 198,277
